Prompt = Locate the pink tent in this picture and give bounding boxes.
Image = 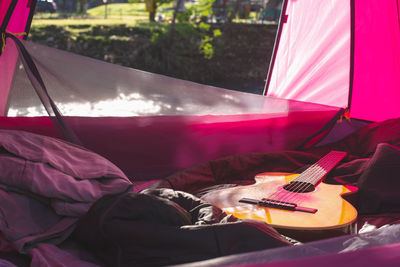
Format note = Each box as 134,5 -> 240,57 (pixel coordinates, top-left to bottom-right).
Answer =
265,0 -> 400,122
1,0 -> 400,266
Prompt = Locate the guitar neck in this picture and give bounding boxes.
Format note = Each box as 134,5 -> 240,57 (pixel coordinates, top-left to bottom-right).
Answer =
293,151 -> 347,185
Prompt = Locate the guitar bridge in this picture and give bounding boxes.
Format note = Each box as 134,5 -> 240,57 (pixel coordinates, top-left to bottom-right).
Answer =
239,198 -> 317,213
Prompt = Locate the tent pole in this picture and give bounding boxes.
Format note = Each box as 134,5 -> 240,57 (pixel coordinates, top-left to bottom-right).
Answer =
6,34 -> 82,145
263,0 -> 289,96
347,0 -> 356,112
24,0 -> 38,40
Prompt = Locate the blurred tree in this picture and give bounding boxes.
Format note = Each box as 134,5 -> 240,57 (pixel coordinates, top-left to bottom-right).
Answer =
145,0 -> 173,22
56,0 -> 85,13
225,0 -> 243,24
77,0 -> 88,13
68,0 -> 99,13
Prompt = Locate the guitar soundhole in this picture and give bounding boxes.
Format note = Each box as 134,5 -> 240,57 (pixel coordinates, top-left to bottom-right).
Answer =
283,181 -> 315,193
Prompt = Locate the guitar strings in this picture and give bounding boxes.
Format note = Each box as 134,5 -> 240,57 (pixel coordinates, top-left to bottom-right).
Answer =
281,152 -> 345,205
275,161 -> 325,205
295,151 -> 345,196
261,175 -> 312,208
263,151 -> 344,206
265,152 -> 345,207
283,161 -> 328,204
282,152 -> 338,204
284,153 -> 333,197
260,154 -> 334,204
262,159 -> 324,207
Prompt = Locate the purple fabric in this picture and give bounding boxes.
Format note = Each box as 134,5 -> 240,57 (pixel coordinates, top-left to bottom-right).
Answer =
0,130 -> 132,253
243,243 -> 400,267
29,244 -> 101,267
180,224 -> 400,266
0,259 -> 17,267
0,129 -> 127,180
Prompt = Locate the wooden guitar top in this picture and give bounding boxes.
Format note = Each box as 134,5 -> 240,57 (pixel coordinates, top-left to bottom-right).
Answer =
201,172 -> 358,231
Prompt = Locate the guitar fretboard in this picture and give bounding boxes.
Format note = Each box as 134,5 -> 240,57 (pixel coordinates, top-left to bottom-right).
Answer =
292,151 -> 347,185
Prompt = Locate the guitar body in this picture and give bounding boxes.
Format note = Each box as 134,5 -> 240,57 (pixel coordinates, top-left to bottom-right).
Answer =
201,172 -> 358,241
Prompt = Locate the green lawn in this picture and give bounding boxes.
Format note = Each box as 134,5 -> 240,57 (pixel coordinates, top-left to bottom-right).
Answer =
32,3 -> 152,27
32,18 -> 141,27
87,3 -> 148,19
32,2 -> 265,28
86,2 -> 204,17
31,2 -> 190,28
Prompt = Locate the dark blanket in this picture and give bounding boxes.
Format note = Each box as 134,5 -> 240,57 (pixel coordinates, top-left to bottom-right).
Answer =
73,118 -> 400,266
73,189 -> 291,267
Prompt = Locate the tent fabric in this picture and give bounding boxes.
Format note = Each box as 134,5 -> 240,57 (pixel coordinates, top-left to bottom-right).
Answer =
351,0 -> 400,122
0,0 -> 35,116
0,0 -> 34,35
0,112 -> 342,180
5,35 -> 81,145
0,41 -> 18,115
4,40 -> 340,118
0,40 -> 343,180
266,0 -> 400,122
266,0 -> 351,110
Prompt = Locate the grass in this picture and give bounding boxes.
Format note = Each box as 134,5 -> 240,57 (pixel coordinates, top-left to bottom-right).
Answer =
31,2 -> 187,30
32,3 -> 151,27
86,2 -> 202,17
31,2 -> 269,29
32,18 -> 141,27
87,3 -> 148,19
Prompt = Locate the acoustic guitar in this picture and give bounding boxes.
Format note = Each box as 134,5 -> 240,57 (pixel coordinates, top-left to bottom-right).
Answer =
201,151 -> 358,241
